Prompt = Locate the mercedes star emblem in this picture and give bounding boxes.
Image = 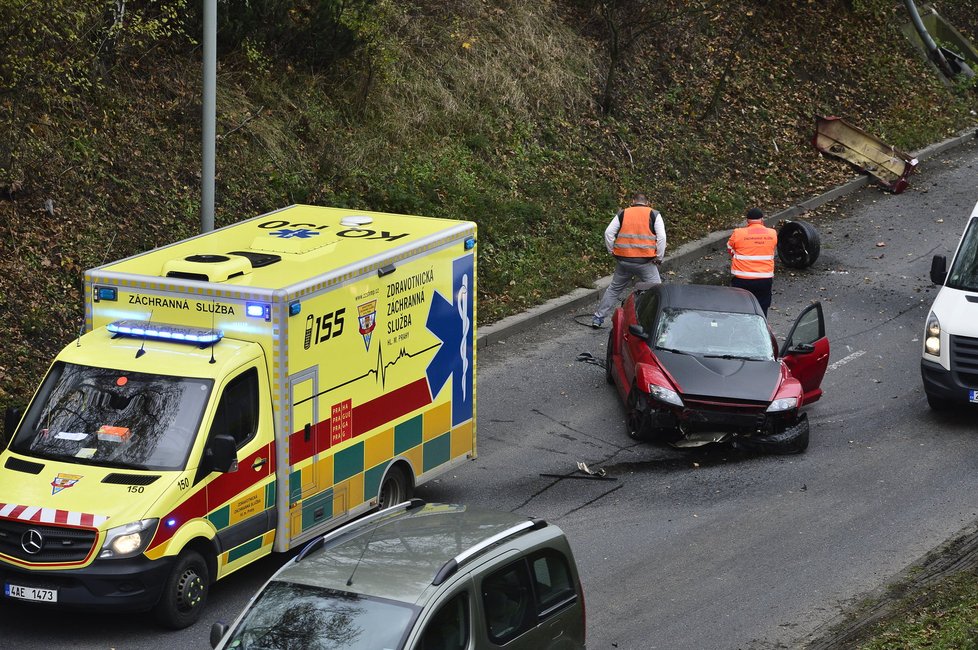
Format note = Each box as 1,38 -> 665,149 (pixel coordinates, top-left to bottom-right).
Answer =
21,529 -> 43,555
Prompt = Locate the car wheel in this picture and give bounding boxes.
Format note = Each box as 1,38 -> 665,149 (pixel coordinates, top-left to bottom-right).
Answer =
778,419 -> 810,454
379,465 -> 412,509
626,384 -> 653,441
926,392 -> 953,411
778,220 -> 821,269
153,549 -> 209,629
605,329 -> 615,385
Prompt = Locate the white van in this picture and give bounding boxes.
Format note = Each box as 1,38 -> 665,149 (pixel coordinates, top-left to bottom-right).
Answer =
921,198 -> 978,409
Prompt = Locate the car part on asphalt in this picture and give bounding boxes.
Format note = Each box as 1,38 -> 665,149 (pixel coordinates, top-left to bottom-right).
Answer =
813,115 -> 918,193
778,220 -> 822,269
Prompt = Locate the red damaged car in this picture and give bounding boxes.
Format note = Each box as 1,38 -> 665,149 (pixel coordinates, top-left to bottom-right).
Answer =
605,284 -> 829,454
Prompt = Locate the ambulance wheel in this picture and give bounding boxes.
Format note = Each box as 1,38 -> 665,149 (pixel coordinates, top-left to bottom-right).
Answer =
379,466 -> 411,509
778,220 -> 821,269
153,550 -> 209,629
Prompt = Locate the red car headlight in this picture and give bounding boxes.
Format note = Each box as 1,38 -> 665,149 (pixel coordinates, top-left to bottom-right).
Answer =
648,383 -> 683,407
766,397 -> 798,412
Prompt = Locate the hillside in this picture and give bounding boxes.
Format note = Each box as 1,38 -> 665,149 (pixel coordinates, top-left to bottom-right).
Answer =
1,0 -> 977,406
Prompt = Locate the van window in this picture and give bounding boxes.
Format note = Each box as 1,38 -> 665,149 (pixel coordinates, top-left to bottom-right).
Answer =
209,367 -> 259,447
419,592 -> 469,650
531,551 -> 576,613
482,562 -> 534,644
946,218 -> 978,292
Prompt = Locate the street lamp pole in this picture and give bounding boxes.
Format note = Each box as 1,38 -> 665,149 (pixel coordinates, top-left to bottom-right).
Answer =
201,0 -> 216,232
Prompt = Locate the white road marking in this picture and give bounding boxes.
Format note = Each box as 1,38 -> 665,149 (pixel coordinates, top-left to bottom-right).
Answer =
828,350 -> 865,371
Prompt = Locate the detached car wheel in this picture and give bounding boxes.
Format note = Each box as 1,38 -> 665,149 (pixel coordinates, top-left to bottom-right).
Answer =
778,220 -> 821,269
153,549 -> 209,629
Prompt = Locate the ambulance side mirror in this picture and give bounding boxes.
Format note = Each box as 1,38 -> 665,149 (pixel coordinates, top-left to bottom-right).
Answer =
205,435 -> 238,473
3,406 -> 22,449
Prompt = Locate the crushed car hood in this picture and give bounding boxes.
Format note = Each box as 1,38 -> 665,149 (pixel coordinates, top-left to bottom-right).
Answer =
656,351 -> 780,402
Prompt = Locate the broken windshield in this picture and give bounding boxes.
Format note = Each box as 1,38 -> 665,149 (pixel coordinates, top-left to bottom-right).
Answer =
11,362 -> 212,471
654,308 -> 774,360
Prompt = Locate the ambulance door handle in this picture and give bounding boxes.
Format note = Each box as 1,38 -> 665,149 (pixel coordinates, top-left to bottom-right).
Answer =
252,457 -> 267,471
304,423 -> 311,442
378,264 -> 396,277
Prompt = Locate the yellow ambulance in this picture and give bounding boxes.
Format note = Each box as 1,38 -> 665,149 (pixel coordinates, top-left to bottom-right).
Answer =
0,205 -> 477,628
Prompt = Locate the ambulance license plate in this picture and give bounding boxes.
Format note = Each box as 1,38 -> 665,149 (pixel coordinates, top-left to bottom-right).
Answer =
4,583 -> 57,603
971,390 -> 978,403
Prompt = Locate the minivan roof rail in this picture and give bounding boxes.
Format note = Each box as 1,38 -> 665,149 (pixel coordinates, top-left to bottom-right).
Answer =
432,518 -> 547,586
296,498 -> 426,562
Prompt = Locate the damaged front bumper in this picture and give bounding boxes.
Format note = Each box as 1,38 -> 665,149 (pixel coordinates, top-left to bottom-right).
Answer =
646,403 -> 810,454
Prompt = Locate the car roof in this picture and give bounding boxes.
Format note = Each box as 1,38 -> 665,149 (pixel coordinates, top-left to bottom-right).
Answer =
652,283 -> 763,315
274,503 -> 536,605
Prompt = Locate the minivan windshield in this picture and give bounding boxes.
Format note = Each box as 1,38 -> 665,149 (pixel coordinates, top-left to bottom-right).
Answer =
224,582 -> 417,650
654,308 -> 775,360
11,362 -> 212,471
946,217 -> 978,292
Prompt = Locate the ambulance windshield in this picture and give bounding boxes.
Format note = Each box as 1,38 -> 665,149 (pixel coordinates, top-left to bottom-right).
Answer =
11,362 -> 213,471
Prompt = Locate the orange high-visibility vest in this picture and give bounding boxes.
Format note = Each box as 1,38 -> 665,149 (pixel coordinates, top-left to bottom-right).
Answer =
612,206 -> 658,258
728,221 -> 777,279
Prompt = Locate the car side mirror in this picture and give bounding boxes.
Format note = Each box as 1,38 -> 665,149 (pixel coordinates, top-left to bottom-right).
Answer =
786,342 -> 815,355
628,324 -> 649,340
930,255 -> 947,285
3,406 -> 23,450
205,435 -> 238,474
210,621 -> 229,648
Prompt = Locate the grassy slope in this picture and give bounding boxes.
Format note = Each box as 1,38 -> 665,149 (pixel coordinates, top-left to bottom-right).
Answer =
1,0 -> 977,408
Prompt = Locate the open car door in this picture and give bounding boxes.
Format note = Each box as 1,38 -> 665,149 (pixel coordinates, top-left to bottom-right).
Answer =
780,302 -> 830,404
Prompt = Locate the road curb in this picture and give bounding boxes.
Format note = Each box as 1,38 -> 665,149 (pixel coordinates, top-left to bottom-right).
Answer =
477,127 -> 977,349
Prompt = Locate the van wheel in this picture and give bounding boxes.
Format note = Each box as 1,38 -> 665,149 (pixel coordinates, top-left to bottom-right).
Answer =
153,550 -> 209,629
379,466 -> 412,509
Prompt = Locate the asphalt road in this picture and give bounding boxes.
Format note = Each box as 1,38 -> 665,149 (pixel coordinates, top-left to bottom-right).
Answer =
1,139 -> 977,648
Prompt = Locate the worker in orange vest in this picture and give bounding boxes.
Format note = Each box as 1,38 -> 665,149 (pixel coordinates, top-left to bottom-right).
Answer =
591,193 -> 667,328
727,207 -> 778,316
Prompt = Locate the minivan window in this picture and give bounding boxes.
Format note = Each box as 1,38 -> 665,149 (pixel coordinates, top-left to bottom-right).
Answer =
11,362 -> 212,470
946,218 -> 978,292
482,562 -> 534,644
419,591 -> 469,650
531,551 -> 576,613
224,582 -> 417,650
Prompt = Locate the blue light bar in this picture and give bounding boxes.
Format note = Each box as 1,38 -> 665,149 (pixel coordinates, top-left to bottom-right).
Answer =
107,320 -> 223,345
246,302 -> 271,321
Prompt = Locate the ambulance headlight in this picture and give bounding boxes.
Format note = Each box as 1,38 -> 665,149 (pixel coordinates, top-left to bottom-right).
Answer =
99,519 -> 158,559
924,313 -> 941,356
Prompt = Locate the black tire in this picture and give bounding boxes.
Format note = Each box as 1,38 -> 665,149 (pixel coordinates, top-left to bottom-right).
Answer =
626,384 -> 653,441
379,465 -> 412,509
153,550 -> 209,629
777,418 -> 810,454
926,392 -> 953,411
778,220 -> 821,269
605,330 -> 615,385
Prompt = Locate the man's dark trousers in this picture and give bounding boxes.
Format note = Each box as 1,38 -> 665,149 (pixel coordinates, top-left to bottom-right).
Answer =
731,277 -> 773,316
